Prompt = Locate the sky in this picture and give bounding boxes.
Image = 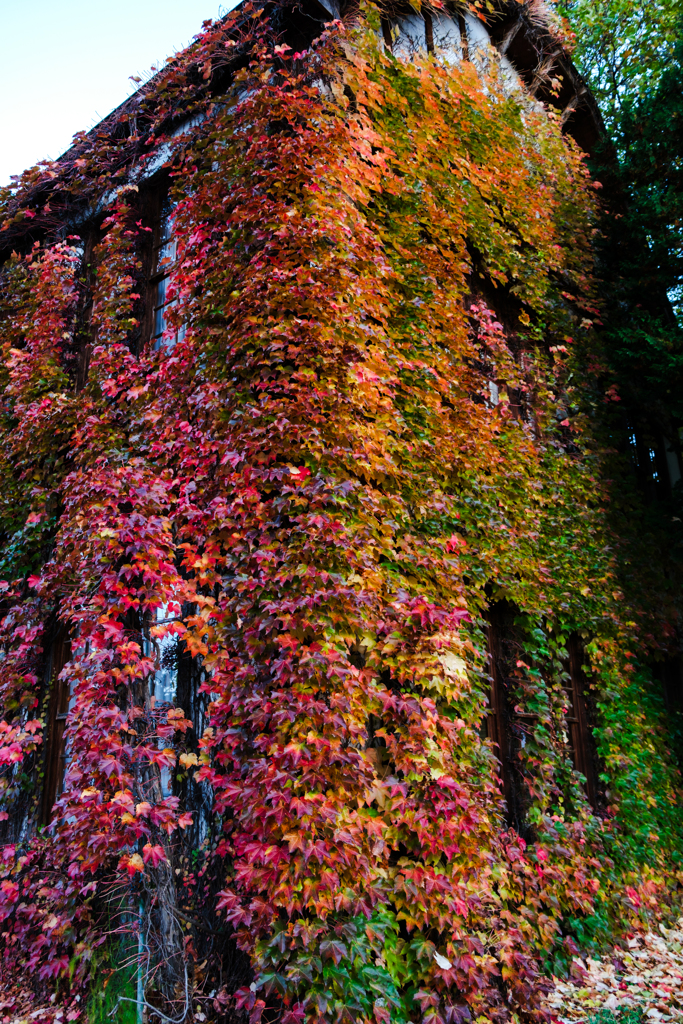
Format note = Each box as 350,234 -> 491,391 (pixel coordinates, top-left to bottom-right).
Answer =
0,0 -> 240,186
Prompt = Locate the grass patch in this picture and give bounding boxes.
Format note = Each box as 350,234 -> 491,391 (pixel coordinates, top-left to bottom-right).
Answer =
86,941 -> 139,1024
588,1011 -> 645,1024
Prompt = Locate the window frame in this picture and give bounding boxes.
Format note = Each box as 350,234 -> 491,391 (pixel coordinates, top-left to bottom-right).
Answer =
148,195 -> 185,351
485,607 -> 600,829
40,629 -> 72,824
563,634 -> 598,808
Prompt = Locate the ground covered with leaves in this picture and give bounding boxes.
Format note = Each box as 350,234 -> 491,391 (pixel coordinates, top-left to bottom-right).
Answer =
546,920 -> 683,1022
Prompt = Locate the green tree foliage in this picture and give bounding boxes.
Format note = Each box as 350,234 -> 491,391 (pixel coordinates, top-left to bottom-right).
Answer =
557,0 -> 681,129
556,1 -> 683,426
593,26 -> 683,421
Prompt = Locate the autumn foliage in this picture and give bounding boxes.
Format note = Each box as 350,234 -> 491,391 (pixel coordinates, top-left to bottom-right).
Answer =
0,4 -> 681,1022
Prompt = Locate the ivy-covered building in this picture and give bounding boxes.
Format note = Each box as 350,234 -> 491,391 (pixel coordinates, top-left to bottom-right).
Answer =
0,2 -> 681,1022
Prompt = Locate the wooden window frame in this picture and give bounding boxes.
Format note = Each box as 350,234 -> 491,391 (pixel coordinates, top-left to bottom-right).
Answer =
380,16 -> 394,50
564,635 -> 598,808
423,10 -> 434,54
149,197 -> 184,350
40,630 -> 72,824
485,609 -> 599,829
484,613 -> 512,811
484,603 -> 527,829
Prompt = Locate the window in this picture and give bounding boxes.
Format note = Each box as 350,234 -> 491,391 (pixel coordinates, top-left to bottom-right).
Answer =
457,11 -> 469,61
423,10 -> 434,54
150,199 -> 185,350
148,605 -> 179,706
563,635 -> 598,807
485,608 -> 599,830
484,603 -> 528,830
483,611 -> 512,809
40,630 -> 73,823
487,380 -> 500,407
146,606 -> 181,798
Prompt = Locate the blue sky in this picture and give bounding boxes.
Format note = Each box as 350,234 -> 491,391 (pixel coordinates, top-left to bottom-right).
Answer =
1,0 -> 240,186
